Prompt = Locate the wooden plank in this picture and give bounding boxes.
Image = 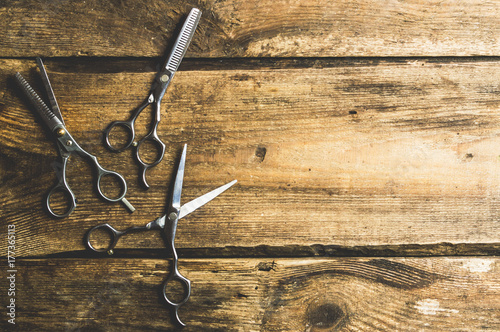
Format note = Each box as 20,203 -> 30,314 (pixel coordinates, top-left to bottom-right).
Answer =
0,257 -> 498,330
1,0 -> 500,58
1,58 -> 500,256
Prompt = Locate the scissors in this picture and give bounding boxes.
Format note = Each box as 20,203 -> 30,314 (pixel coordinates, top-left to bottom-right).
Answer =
86,144 -> 237,326
15,58 -> 135,218
103,8 -> 202,189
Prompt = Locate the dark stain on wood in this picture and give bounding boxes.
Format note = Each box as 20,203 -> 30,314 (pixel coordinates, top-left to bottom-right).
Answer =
236,292 -> 248,298
307,302 -> 348,330
254,145 -> 266,163
257,261 -> 276,271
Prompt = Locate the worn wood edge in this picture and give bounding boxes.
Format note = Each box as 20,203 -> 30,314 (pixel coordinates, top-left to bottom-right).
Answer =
1,0 -> 500,57
10,243 -> 500,260
2,56 -> 500,73
1,257 -> 498,331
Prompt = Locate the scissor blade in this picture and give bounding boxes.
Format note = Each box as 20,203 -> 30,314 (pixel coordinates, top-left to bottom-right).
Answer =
164,8 -> 202,73
171,144 -> 187,210
14,72 -> 63,132
179,180 -> 237,220
36,57 -> 64,125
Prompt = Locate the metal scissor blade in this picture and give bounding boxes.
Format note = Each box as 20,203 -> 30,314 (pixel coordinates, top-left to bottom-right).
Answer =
171,144 -> 187,210
179,180 -> 237,220
14,72 -> 63,132
36,57 -> 64,125
164,8 -> 202,73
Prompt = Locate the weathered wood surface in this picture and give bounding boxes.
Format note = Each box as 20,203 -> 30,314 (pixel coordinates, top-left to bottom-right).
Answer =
0,257 -> 498,331
1,0 -> 500,58
1,0 -> 499,330
2,58 -> 500,256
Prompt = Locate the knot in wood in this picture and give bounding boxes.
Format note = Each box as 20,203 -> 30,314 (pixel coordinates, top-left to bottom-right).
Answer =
307,302 -> 346,330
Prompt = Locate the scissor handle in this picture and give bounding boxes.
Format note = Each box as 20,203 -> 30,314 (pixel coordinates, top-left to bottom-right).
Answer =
135,129 -> 166,189
89,153 -> 134,212
103,120 -> 136,152
103,95 -> 153,152
46,155 -> 77,218
85,223 -> 123,253
86,222 -> 153,253
94,164 -> 128,203
162,268 -> 191,327
162,210 -> 190,326
46,178 -> 77,218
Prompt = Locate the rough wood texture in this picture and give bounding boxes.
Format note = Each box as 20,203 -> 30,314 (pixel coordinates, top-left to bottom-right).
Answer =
1,0 -> 500,58
1,1 -> 499,330
2,58 -> 500,256
0,257 -> 498,331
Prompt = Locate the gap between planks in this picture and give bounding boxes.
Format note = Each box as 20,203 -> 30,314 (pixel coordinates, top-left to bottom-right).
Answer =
17,242 -> 500,260
1,56 -> 500,74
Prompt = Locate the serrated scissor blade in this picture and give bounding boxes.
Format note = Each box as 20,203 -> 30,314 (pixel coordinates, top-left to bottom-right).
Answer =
14,72 -> 63,132
164,8 -> 201,73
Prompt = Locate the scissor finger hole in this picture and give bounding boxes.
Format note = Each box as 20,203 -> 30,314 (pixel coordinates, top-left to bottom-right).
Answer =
48,189 -> 74,216
137,139 -> 164,166
98,173 -> 126,201
87,227 -> 114,252
106,123 -> 133,151
164,278 -> 189,305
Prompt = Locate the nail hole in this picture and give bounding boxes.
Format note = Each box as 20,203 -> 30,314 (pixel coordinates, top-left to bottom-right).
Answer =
255,146 -> 267,163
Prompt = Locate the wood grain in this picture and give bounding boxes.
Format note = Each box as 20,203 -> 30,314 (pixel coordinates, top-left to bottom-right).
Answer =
0,257 -> 498,331
1,1 -> 498,331
1,0 -> 500,58
1,60 -> 499,255
1,58 -> 500,256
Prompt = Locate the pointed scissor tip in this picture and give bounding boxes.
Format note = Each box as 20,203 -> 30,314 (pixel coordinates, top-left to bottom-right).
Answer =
35,57 -> 45,71
179,143 -> 187,166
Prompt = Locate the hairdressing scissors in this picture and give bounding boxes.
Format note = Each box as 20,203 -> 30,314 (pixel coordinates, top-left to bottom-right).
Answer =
15,58 -> 135,218
103,8 -> 202,189
86,144 -> 237,326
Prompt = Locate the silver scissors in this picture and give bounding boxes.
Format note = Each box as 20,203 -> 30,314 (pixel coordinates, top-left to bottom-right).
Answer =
103,8 -> 202,189
86,144 -> 237,326
15,58 -> 135,218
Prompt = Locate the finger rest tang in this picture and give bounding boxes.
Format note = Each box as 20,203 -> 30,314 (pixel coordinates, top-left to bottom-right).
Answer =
121,198 -> 136,213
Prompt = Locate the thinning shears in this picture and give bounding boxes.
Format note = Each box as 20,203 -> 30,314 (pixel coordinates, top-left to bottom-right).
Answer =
86,144 -> 237,326
104,8 -> 202,189
15,58 -> 135,218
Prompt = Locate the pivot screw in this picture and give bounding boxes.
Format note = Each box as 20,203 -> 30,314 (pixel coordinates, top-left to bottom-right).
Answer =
66,140 -> 73,146
55,128 -> 66,137
168,212 -> 178,221
160,74 -> 170,83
